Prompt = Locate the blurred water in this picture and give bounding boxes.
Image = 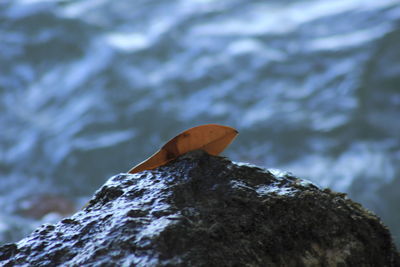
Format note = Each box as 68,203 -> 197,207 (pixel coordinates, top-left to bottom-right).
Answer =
1,0 -> 400,246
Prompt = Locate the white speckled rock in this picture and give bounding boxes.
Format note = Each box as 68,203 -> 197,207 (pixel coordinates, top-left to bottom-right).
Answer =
0,150 -> 398,266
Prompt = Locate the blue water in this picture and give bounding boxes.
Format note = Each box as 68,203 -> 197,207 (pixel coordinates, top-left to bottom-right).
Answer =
1,0 -> 400,246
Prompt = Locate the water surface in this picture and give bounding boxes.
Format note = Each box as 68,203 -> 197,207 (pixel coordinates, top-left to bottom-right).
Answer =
1,0 -> 400,246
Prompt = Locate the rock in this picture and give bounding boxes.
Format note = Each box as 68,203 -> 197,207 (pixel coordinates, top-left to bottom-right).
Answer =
0,150 -> 399,266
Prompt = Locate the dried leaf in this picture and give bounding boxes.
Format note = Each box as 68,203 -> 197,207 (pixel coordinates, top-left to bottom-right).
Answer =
128,124 -> 238,174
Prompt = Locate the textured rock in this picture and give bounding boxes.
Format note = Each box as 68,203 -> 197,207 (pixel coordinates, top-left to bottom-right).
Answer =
0,150 -> 399,266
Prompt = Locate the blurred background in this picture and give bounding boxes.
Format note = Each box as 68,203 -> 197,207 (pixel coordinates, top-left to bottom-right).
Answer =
1,0 -> 399,247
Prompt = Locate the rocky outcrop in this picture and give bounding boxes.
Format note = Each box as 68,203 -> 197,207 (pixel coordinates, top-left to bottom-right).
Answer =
0,150 -> 399,266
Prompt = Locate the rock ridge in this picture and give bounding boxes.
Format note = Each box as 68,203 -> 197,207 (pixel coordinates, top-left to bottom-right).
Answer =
0,150 -> 398,266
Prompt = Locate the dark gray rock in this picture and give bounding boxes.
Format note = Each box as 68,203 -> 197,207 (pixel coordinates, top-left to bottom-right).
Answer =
1,150 -> 399,266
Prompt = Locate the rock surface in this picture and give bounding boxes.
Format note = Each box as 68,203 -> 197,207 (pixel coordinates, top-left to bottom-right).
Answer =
0,150 -> 399,266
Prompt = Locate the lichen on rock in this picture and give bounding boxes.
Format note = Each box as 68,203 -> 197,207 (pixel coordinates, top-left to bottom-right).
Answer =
0,150 -> 399,266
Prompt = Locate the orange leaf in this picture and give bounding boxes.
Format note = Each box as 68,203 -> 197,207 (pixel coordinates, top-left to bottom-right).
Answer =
128,124 -> 238,174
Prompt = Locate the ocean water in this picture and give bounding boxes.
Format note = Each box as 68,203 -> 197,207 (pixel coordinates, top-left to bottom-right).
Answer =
1,0 -> 400,246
